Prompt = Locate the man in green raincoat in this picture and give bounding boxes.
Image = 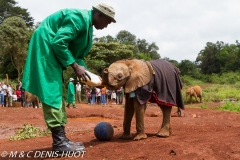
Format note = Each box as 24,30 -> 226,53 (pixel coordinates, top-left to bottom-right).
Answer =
22,3 -> 116,153
66,78 -> 76,108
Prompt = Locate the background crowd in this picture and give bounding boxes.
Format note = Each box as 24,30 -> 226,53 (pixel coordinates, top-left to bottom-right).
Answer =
0,81 -> 26,107
0,78 -> 124,108
83,85 -> 123,106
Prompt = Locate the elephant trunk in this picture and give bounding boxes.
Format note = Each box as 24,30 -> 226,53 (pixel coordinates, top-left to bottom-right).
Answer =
102,68 -> 109,86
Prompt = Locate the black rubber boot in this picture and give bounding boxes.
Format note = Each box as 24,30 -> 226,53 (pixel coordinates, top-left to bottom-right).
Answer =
61,126 -> 83,146
51,126 -> 85,152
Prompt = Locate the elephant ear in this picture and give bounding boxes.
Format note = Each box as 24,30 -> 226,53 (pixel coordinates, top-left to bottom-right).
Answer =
124,59 -> 152,93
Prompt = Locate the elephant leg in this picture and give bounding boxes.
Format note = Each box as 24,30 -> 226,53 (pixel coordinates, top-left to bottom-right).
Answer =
193,93 -> 199,103
199,96 -> 202,103
133,99 -> 147,140
36,98 -> 40,108
119,94 -> 134,140
157,106 -> 172,138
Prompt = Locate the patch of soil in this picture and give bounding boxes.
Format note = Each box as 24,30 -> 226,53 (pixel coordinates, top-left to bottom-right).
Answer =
0,102 -> 240,160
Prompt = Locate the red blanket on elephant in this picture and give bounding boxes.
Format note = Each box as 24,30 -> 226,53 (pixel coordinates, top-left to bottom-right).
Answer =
135,59 -> 184,109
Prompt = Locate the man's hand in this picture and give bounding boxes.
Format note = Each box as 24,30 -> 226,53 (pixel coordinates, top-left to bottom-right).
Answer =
71,62 -> 91,82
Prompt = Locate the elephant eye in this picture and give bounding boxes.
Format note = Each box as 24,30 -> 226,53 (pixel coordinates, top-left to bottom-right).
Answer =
117,73 -> 123,80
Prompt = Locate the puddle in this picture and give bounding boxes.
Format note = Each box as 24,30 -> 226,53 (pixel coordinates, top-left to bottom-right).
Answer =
68,117 -> 115,122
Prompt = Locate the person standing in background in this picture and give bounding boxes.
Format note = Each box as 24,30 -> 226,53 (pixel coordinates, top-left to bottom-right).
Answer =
7,84 -> 13,107
101,86 -> 107,105
75,81 -> 81,103
111,90 -> 117,104
16,86 -> 22,102
1,81 -> 7,107
91,87 -> 96,105
96,87 -> 101,105
0,82 -> 3,107
116,87 -> 123,105
66,78 -> 76,108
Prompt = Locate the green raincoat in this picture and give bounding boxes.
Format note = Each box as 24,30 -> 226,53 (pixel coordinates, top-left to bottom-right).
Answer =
66,81 -> 75,103
22,9 -> 93,109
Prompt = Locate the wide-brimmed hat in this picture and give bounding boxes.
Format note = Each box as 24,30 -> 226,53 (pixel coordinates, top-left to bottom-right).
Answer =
69,78 -> 74,81
93,3 -> 116,23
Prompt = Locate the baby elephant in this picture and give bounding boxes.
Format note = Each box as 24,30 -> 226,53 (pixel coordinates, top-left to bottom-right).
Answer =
102,59 -> 184,140
185,85 -> 202,103
24,91 -> 40,108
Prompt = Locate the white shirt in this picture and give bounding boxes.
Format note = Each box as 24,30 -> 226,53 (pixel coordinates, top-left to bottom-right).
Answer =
76,84 -> 81,91
8,86 -> 13,96
2,85 -> 7,95
96,87 -> 101,96
12,95 -> 17,101
111,92 -> 116,99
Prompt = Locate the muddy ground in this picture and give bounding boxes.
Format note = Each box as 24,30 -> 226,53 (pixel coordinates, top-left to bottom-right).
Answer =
0,101 -> 240,160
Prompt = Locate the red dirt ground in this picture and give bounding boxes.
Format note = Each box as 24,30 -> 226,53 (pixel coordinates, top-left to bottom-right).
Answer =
0,102 -> 240,160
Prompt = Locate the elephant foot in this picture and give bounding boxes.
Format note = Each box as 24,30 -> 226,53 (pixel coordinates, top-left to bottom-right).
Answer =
119,133 -> 132,140
157,127 -> 171,138
133,133 -> 147,141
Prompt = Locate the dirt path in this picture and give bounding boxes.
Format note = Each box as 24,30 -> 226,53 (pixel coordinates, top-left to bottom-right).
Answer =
0,102 -> 240,160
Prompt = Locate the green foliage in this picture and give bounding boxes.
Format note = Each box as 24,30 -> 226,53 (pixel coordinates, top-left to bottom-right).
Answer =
0,0 -> 34,27
116,30 -> 136,45
135,53 -> 152,61
219,102 -> 240,112
202,72 -> 240,84
178,60 -> 201,78
181,75 -> 204,87
0,16 -> 30,80
196,41 -> 240,74
9,123 -> 50,141
87,42 -> 134,75
199,103 -> 208,109
115,30 -> 160,59
136,39 -> 160,59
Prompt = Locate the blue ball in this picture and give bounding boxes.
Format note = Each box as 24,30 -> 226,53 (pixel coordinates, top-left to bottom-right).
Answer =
94,122 -> 114,141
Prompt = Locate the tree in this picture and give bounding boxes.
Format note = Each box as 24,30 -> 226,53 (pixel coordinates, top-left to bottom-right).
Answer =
116,30 -> 137,45
115,30 -> 160,59
178,60 -> 200,78
116,30 -> 139,55
86,42 -> 134,75
137,39 -> 160,59
0,0 -> 34,27
196,41 -> 223,74
93,35 -> 116,43
163,57 -> 179,67
147,42 -> 160,59
0,16 -> 30,80
196,41 -> 240,74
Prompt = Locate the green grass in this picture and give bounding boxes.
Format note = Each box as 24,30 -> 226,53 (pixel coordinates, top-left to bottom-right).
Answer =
218,102 -> 240,112
201,84 -> 240,102
183,79 -> 240,112
9,123 -> 51,141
